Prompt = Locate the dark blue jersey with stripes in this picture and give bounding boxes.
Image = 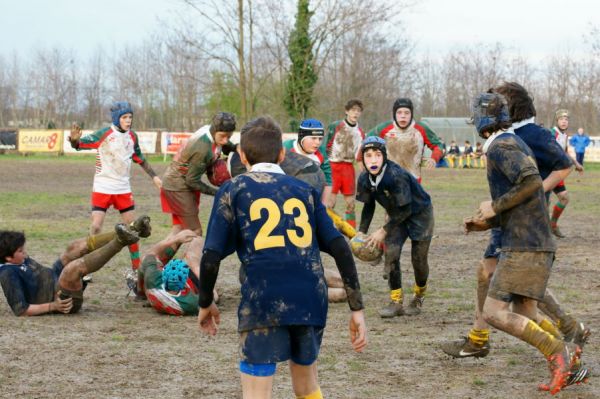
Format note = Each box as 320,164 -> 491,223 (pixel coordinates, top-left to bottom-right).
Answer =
514,123 -> 572,180
203,170 -> 341,332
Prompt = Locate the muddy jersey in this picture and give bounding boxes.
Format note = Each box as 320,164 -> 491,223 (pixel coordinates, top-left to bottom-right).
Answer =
228,151 -> 326,194
162,129 -> 221,195
512,120 -> 572,180
0,257 -> 58,315
283,139 -> 332,185
76,125 -> 148,194
325,120 -> 364,163
486,133 -> 555,252
356,161 -> 432,217
367,120 -> 443,180
140,256 -> 200,316
551,127 -> 569,151
203,166 -> 341,331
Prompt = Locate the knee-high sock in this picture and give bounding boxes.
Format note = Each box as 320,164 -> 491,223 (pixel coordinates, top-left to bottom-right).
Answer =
82,239 -> 124,274
128,242 -> 140,270
86,231 -> 116,252
521,320 -> 564,357
551,202 -> 566,226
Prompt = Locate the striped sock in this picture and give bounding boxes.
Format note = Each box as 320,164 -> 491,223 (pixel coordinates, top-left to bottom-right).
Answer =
128,242 -> 140,270
551,202 -> 566,226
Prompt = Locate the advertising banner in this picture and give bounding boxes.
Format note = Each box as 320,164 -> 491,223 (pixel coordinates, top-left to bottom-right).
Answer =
0,130 -> 17,150
161,132 -> 192,155
136,131 -> 159,154
19,130 -> 63,152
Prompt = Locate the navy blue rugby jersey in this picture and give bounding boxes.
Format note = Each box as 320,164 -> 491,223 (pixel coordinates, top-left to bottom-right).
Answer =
0,258 -> 58,315
514,123 -> 572,180
356,160 -> 431,216
486,133 -> 555,252
203,170 -> 341,331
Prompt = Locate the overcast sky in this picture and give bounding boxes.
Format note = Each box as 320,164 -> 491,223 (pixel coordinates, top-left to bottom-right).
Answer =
0,0 -> 597,60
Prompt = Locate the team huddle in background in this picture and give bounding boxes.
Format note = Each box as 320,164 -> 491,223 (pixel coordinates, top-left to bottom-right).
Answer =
0,81 -> 591,398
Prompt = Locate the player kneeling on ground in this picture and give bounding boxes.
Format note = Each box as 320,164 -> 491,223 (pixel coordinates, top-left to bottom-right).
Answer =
135,229 -> 218,316
197,116 -> 367,399
0,216 -> 150,316
462,92 -> 588,394
356,136 -> 434,317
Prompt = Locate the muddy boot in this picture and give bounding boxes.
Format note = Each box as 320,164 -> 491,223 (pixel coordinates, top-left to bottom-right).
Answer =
379,301 -> 404,318
116,223 -> 139,245
405,295 -> 424,316
441,337 -> 490,358
129,215 -> 152,238
551,225 -> 565,238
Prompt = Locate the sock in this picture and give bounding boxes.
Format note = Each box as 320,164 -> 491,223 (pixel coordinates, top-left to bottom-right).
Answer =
556,314 -> 577,337
413,284 -> 427,297
82,239 -> 123,274
129,242 -> 140,271
344,210 -> 356,228
297,388 -> 323,399
521,320 -> 564,357
468,328 -> 490,346
390,288 -> 402,303
551,202 -> 566,226
539,318 -> 562,339
159,247 -> 177,265
86,232 -> 116,251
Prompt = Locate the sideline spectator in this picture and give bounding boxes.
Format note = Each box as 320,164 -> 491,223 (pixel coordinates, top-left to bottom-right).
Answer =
570,128 -> 591,165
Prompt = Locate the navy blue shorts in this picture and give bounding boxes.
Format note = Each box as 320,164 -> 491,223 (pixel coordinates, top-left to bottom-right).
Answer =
239,325 -> 324,366
484,228 -> 502,259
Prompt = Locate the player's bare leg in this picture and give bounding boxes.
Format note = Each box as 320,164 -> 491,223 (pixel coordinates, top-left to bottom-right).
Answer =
324,268 -> 346,302
538,289 -> 591,346
441,257 -> 496,357
289,361 -> 321,399
58,223 -> 139,312
240,374 -> 273,399
484,296 -> 585,395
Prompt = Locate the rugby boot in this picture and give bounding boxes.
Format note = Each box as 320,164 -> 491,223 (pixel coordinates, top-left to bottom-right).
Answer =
129,215 -> 152,238
441,337 -> 490,358
379,301 -> 404,318
540,343 -> 582,395
551,225 -> 565,238
540,366 -> 590,392
563,322 -> 591,348
404,295 -> 424,316
115,223 -> 140,245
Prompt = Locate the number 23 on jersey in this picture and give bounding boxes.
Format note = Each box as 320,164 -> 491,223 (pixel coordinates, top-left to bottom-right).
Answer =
250,198 -> 313,250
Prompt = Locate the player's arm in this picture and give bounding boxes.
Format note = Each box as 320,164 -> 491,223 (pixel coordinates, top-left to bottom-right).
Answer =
540,132 -> 574,192
357,196 -> 375,234
418,124 -> 443,165
0,272 -> 71,316
69,127 -> 107,150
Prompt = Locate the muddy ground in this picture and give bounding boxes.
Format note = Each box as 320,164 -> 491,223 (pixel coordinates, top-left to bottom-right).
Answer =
0,156 -> 598,398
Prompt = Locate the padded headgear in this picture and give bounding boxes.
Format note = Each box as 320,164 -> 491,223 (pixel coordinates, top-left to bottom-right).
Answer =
471,92 -> 510,137
210,112 -> 236,135
361,136 -> 387,173
111,102 -> 133,130
555,109 -> 569,122
162,259 -> 189,292
298,119 -> 324,152
392,97 -> 414,126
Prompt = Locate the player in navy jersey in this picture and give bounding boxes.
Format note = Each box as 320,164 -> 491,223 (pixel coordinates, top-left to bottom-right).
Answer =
442,83 -> 589,360
0,217 -> 149,316
356,136 -> 434,318
196,116 -> 366,399
454,92 -> 588,394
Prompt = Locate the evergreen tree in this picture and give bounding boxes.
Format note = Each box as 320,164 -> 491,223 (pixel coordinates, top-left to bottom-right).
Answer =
284,0 -> 317,130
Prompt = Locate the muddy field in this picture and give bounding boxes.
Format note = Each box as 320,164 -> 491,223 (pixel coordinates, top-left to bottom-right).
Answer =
0,155 -> 598,398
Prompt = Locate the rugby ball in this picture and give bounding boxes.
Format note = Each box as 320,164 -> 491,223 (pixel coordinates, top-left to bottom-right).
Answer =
350,232 -> 383,262
208,159 -> 231,186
